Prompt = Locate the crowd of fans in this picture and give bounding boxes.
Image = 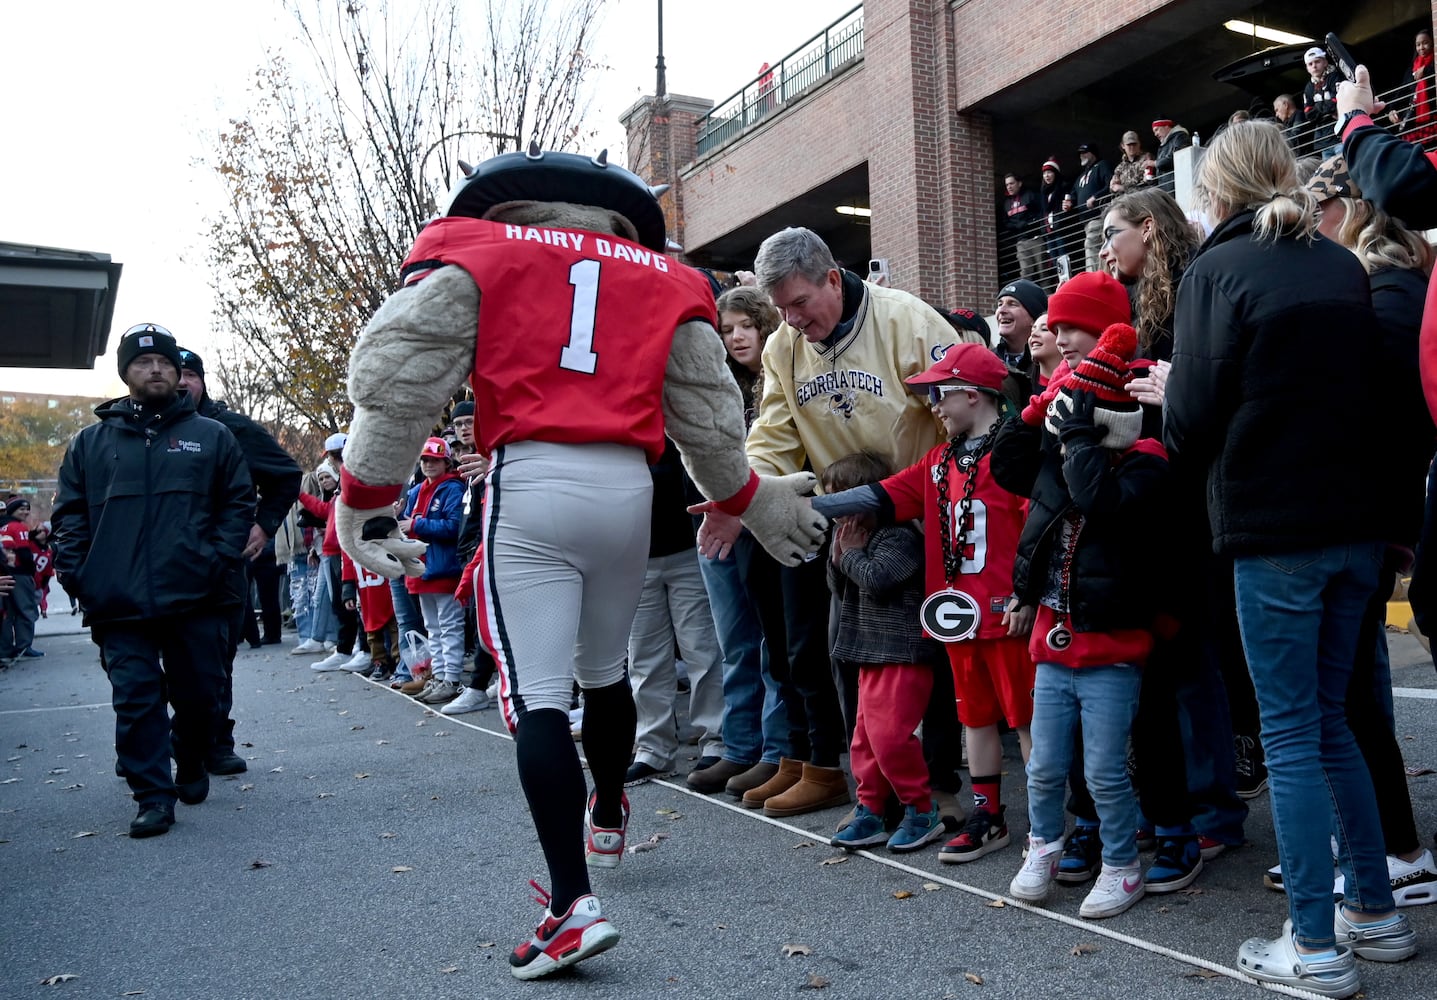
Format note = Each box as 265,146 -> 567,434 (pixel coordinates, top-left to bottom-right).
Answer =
1000,29 -> 1435,292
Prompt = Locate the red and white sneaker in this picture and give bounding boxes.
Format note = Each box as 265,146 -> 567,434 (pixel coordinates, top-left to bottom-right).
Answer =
509,882 -> 621,980
585,790 -> 630,869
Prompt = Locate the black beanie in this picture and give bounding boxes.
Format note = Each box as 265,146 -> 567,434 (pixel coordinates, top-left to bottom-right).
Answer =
116,324 -> 182,378
995,279 -> 1048,322
450,400 -> 475,419
177,347 -> 205,379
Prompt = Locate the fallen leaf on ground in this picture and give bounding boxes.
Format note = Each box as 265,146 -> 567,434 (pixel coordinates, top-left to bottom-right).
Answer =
1404,765 -> 1435,777
1071,943 -> 1099,956
39,974 -> 78,985
350,725 -> 365,731
0,778 -> 20,784
74,754 -> 87,759
48,768 -> 69,775
392,865 -> 414,873
354,773 -> 371,779
986,898 -> 1005,908
1158,906 -> 1171,914
375,740 -> 390,746
1178,887 -> 1205,896
922,882 -> 942,892
317,793 -> 335,799
892,890 -> 914,899
663,812 -> 683,821
239,784 -> 254,792
819,855 -> 848,866
1184,968 -> 1220,980
656,807 -> 677,815
715,923 -> 727,930
62,784 -> 84,791
248,859 -> 273,869
782,943 -> 813,958
792,841 -> 814,849
964,972 -> 984,985
338,710 -> 349,716
241,742 -> 254,748
439,966 -> 458,974
70,831 -> 96,839
434,731 -> 450,737
477,941 -> 496,949
269,767 -> 284,773
380,831 -> 397,839
799,972 -> 830,990
628,833 -> 667,854
122,991 -> 146,996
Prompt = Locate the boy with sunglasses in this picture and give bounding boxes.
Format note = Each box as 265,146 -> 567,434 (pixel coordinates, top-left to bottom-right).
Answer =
811,343 -> 1035,865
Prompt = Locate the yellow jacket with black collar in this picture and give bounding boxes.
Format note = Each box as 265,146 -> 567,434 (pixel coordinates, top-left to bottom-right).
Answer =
746,280 -> 959,484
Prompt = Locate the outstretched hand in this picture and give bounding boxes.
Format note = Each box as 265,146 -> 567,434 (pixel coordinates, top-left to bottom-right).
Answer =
686,505 -> 744,560
336,501 -> 428,579
1337,65 -> 1384,118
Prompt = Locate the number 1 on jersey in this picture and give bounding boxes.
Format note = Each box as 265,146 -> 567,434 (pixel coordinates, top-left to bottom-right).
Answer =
560,259 -> 601,374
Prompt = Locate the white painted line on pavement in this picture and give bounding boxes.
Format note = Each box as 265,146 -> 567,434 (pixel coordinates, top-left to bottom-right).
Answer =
1393,687 -> 1437,700
0,702 -> 110,715
354,672 -> 1330,1000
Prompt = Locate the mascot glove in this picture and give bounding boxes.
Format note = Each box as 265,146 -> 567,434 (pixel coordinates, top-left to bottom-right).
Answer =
739,472 -> 829,567
335,499 -> 428,579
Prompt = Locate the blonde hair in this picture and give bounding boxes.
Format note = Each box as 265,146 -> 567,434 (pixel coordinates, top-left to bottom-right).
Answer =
1106,189 -> 1199,351
1331,198 -> 1435,275
1194,121 -> 1318,243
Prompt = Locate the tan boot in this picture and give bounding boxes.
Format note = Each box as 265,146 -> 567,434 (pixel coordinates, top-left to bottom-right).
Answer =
726,761 -> 779,798
762,763 -> 852,818
740,757 -> 803,810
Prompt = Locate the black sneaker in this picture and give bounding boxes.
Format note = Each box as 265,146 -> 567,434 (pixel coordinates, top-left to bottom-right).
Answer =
1057,822 -> 1102,884
175,762 -> 210,805
206,750 -> 248,776
130,801 -> 175,838
938,805 -> 1010,864
1234,735 -> 1269,799
623,761 -> 673,786
1145,835 -> 1204,893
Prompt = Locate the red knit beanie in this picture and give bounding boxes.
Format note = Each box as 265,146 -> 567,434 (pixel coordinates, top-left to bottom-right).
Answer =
1045,272 -> 1131,336
1045,323 -> 1143,449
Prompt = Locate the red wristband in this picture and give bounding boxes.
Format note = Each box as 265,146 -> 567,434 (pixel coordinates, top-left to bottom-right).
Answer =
340,467 -> 401,511
713,470 -> 761,516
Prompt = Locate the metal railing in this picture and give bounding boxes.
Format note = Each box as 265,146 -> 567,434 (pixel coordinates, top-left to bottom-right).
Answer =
995,75 -> 1437,290
694,5 -> 864,157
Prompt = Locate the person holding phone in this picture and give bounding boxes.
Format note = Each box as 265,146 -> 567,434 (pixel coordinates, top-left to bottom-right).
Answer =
1304,45 -> 1347,156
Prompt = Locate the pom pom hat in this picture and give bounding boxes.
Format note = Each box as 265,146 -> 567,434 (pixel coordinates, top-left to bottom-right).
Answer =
1046,323 -> 1143,450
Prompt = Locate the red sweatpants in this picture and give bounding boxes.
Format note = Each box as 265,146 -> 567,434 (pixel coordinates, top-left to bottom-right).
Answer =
850,663 -> 934,813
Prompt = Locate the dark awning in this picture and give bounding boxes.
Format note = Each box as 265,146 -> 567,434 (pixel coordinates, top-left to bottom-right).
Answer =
0,241 -> 122,369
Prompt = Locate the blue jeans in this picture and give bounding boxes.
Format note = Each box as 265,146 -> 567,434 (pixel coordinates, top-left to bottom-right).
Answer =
288,557 -> 314,640
1027,662 -> 1142,867
698,546 -> 790,765
308,559 -> 338,645
1176,633 -> 1248,845
1233,542 -> 1394,948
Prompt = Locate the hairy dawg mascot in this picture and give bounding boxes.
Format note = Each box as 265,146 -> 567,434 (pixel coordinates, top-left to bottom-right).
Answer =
335,147 -> 827,979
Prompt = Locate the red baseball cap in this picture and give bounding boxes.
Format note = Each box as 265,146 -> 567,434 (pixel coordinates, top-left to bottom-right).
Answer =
419,437 -> 451,460
906,343 -> 1009,391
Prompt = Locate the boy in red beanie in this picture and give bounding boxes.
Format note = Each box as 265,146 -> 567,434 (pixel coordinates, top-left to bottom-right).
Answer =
811,343 -> 1035,863
990,271 -> 1170,920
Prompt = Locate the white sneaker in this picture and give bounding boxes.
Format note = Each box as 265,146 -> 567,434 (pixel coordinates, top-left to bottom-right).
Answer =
569,707 -> 583,740
1010,835 -> 1064,902
291,638 -> 324,655
341,648 -> 372,671
1388,849 -> 1437,907
441,687 -> 491,715
310,651 -> 350,671
485,680 -> 499,700
1080,862 -> 1145,919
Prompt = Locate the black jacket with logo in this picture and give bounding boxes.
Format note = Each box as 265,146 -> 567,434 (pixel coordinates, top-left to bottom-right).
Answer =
52,392 -> 254,623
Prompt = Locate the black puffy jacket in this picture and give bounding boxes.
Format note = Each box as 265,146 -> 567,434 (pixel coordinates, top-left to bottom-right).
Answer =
991,419 -> 1170,634
52,392 -> 254,623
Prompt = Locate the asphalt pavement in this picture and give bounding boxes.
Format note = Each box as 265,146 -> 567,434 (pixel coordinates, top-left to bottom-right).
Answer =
3,612 -> 1437,1000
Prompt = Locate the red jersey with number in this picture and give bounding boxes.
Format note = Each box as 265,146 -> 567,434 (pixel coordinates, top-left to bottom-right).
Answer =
882,443 -> 1026,641
401,217 -> 717,464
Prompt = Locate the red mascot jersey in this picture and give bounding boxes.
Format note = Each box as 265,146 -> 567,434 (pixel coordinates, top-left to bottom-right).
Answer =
882,445 -> 1025,641
402,217 -> 717,464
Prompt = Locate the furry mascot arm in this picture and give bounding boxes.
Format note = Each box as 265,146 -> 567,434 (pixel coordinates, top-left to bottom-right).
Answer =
662,319 -> 826,566
338,266 -> 478,578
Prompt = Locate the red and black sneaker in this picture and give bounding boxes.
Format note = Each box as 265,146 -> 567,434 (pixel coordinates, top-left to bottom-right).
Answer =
509,881 -> 621,980
584,790 -> 630,869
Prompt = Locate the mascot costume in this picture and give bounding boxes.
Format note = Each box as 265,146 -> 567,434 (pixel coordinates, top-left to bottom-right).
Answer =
336,146 -> 827,979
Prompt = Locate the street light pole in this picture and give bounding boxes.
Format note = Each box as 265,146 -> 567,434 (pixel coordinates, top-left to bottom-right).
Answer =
655,0 -> 667,97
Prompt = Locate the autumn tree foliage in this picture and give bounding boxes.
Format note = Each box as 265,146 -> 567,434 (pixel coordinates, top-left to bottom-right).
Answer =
206,0 -> 607,433
0,396 -> 104,510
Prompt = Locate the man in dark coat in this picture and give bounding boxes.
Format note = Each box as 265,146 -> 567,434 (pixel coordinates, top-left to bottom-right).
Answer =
177,348 -> 302,774
52,324 -> 254,838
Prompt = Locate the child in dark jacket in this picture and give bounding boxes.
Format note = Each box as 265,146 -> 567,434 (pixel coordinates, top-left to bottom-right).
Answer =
822,451 -> 946,854
990,271 -> 1169,921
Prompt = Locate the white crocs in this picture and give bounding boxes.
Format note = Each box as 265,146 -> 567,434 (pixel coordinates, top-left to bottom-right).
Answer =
1237,920 -> 1360,998
1334,906 -> 1417,962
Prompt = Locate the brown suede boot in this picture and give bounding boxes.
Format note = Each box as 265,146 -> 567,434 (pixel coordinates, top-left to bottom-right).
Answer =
727,761 -> 779,799
686,758 -> 753,794
740,757 -> 803,810
762,763 -> 852,818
